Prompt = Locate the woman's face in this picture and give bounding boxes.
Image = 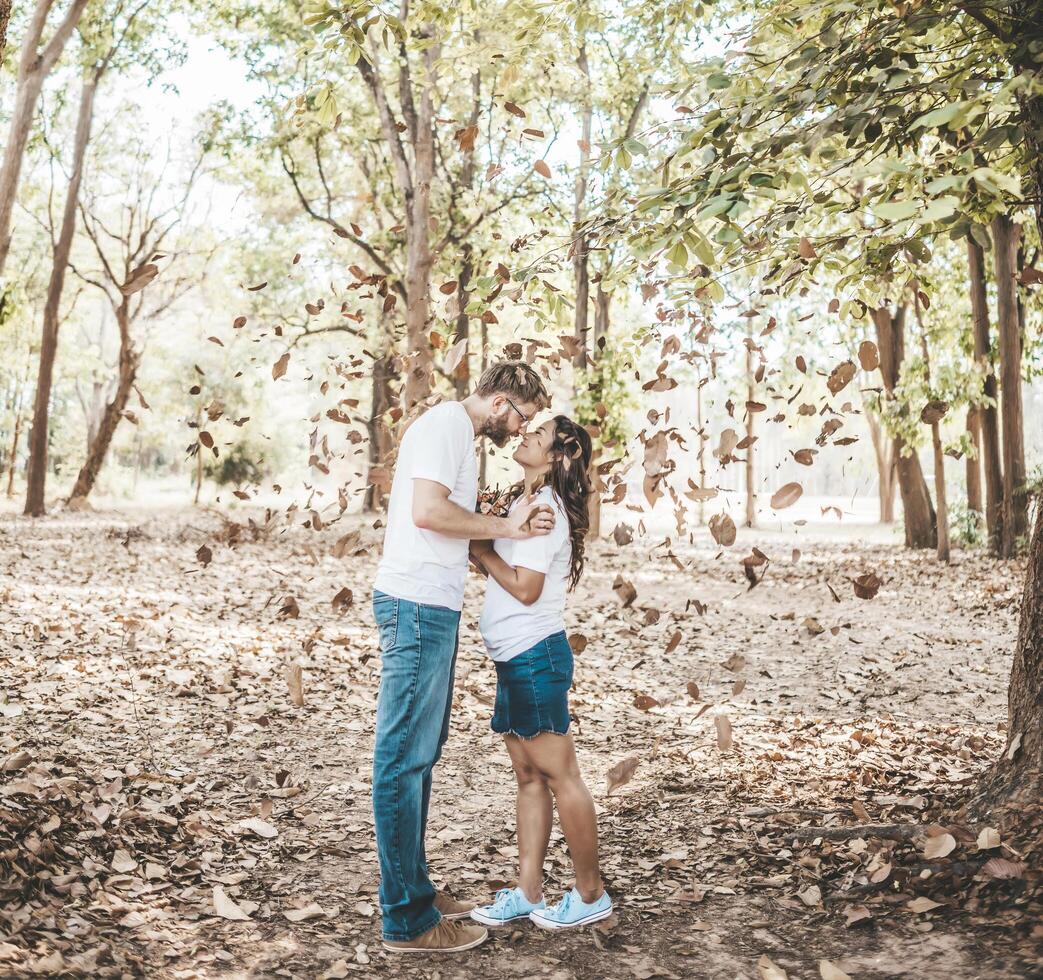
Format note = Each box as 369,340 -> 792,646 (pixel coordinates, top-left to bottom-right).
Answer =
512,420 -> 556,471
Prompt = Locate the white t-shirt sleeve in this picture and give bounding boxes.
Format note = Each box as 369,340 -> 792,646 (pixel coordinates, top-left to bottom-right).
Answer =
409,408 -> 470,491
510,494 -> 569,574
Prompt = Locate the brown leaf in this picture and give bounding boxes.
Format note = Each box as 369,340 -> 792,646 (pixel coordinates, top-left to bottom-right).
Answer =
332,587 -> 354,612
439,280 -> 458,295
852,572 -> 881,599
196,544 -> 213,567
606,755 -> 640,795
272,352 -> 290,380
770,482 -> 803,510
708,512 -> 736,547
714,713 -> 733,751
285,663 -> 305,707
613,573 -> 637,607
534,159 -> 551,178
798,236 -> 818,259
686,681 -> 701,701
213,885 -> 252,921
120,262 -> 159,296
569,633 -> 588,654
633,694 -> 660,711
443,337 -> 469,375
982,857 -> 1025,879
858,340 -> 879,371
826,360 -> 856,395
920,400 -> 948,425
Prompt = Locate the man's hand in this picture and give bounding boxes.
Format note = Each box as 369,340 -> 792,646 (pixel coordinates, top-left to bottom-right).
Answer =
506,494 -> 555,539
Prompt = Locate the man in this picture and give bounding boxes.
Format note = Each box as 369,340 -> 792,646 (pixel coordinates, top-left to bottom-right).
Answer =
371,361 -> 553,954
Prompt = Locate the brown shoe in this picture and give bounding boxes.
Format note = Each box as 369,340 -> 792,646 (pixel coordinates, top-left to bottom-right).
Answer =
434,891 -> 475,920
383,917 -> 488,954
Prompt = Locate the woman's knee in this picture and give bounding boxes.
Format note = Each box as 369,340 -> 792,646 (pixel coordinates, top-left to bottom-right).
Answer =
513,760 -> 547,788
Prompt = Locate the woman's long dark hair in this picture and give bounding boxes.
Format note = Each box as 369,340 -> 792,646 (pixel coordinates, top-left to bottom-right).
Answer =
541,415 -> 594,590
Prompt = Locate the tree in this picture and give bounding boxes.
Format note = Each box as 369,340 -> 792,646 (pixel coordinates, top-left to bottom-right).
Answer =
0,0 -> 90,279
992,213 -> 1029,556
967,232 -> 1004,550
23,0 -> 175,515
0,0 -> 12,67
65,140 -> 203,504
872,304 -> 937,549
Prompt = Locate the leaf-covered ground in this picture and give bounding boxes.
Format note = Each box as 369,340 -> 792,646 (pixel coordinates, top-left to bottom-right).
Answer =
1,506 -> 1039,979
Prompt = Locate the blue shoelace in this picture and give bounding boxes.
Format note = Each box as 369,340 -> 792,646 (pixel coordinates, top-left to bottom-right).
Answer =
550,890 -> 574,919
490,887 -> 516,913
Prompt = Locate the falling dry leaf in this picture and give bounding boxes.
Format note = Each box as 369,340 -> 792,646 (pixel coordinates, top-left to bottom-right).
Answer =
770,482 -> 803,510
606,755 -> 640,795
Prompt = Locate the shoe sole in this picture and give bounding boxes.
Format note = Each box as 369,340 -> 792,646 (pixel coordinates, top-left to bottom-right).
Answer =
529,906 -> 613,930
382,931 -> 488,954
469,908 -> 536,927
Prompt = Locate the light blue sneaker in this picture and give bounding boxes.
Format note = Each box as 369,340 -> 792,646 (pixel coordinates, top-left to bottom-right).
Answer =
470,886 -> 545,927
529,887 -> 613,930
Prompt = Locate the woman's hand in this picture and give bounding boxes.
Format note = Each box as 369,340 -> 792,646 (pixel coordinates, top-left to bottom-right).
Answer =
469,539 -> 493,576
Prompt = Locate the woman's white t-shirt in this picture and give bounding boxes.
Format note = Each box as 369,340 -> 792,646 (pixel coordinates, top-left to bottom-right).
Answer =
479,486 -> 572,663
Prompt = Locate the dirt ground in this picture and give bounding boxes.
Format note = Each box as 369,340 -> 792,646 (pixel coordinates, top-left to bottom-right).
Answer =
1,505 -> 1039,979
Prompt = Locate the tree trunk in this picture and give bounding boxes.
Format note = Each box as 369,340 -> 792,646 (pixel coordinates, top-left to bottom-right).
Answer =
696,380 -> 707,526
914,292 -> 950,562
0,0 -> 12,69
966,407 -> 983,514
572,40 -> 593,378
67,301 -> 138,502
453,250 -> 473,399
744,328 -> 756,529
872,304 -> 936,549
0,0 -> 89,278
968,234 -> 1004,551
865,407 -> 896,523
23,70 -> 99,517
982,496 -> 1043,805
992,214 -> 1027,556
364,348 -> 395,512
593,280 -> 610,352
5,406 -> 22,497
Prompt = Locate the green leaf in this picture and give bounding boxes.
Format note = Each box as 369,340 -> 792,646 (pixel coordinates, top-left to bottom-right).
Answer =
875,200 -> 920,222
666,241 -> 689,269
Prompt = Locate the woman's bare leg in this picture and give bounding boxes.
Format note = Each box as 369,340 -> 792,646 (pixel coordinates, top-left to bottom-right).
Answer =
515,732 -> 603,903
503,734 -> 551,903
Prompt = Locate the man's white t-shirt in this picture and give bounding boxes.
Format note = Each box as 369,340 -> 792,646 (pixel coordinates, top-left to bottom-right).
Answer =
374,401 -> 478,611
479,486 -> 572,662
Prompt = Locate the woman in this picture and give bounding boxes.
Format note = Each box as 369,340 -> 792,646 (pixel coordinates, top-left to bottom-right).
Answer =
467,415 -> 613,931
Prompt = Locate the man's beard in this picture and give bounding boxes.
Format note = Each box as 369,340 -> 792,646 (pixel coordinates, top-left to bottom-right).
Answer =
478,414 -> 512,448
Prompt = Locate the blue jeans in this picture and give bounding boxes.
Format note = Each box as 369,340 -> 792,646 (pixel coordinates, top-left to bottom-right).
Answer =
371,590 -> 460,941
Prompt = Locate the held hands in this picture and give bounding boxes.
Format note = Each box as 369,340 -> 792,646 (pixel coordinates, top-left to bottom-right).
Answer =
506,493 -> 556,539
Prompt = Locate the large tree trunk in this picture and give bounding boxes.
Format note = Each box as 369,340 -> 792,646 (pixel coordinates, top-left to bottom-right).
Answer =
914,293 -> 950,562
982,496 -> 1043,805
992,214 -> 1027,557
67,301 -> 138,502
23,70 -> 99,517
865,407 -> 896,523
0,0 -> 89,278
872,305 -> 936,548
571,40 -> 593,378
452,249 -> 473,399
744,324 -> 756,529
968,234 -> 1004,551
364,348 -> 395,512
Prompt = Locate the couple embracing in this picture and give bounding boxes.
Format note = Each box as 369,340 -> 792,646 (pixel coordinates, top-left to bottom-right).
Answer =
370,361 -> 613,954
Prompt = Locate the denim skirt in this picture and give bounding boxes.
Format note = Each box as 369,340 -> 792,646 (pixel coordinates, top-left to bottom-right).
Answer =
491,631 -> 574,738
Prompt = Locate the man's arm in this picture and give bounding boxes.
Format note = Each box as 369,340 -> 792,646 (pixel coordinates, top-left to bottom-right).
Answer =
412,479 -> 554,540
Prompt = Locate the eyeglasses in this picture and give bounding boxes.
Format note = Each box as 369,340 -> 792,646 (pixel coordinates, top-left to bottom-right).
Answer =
505,397 -> 531,425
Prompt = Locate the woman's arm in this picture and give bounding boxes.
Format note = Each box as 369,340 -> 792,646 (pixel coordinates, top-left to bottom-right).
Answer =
474,542 -> 546,606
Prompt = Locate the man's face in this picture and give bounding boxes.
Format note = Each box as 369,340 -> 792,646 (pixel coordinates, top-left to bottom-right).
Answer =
479,395 -> 538,448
